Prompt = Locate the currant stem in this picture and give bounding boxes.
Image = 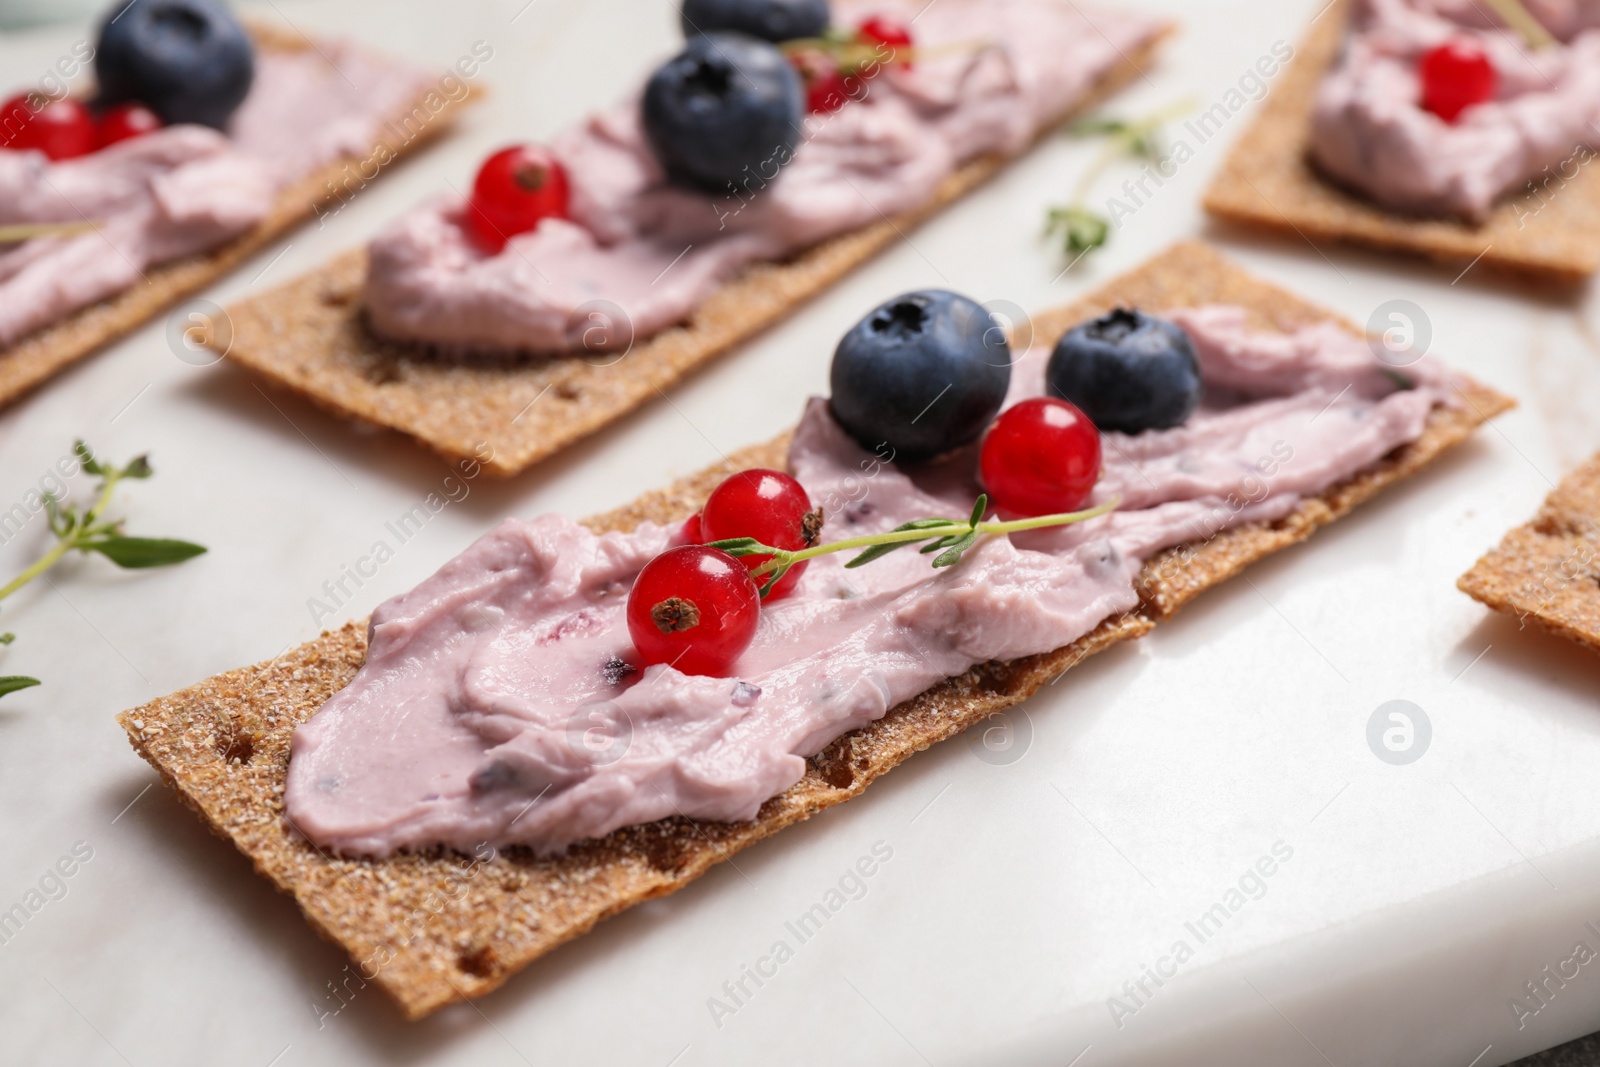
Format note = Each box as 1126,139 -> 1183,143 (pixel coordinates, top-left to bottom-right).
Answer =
742,495 -> 1120,578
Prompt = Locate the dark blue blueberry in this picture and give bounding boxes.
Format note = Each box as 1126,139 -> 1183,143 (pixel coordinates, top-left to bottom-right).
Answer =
680,0 -> 830,42
96,0 -> 254,130
1046,309 -> 1201,434
830,290 -> 1012,463
642,33 -> 804,193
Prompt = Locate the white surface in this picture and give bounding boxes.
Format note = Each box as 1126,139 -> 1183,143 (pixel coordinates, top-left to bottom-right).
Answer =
2,1 -> 1598,1064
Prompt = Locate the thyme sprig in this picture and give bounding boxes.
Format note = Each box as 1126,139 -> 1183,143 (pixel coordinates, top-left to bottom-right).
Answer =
0,442 -> 208,701
1046,98 -> 1196,261
708,493 -> 1119,596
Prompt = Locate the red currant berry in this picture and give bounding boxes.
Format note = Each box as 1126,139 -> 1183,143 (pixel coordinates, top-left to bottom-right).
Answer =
96,102 -> 163,148
1420,39 -> 1496,124
979,397 -> 1102,518
627,546 -> 761,676
790,48 -> 850,113
681,512 -> 703,544
858,16 -> 914,71
700,468 -> 822,599
466,144 -> 571,254
1,94 -> 96,161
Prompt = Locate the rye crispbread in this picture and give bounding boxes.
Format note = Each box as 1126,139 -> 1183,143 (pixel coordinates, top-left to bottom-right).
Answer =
116,241 -> 1514,1019
0,22 -> 476,411
209,28 -> 1174,479
1202,0 -> 1600,281
1458,452 -> 1600,656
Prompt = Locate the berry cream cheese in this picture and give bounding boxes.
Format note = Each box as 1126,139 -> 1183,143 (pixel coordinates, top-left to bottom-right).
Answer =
1311,0 -> 1600,220
0,44 -> 435,349
361,0 -> 1166,353
285,307 -> 1459,857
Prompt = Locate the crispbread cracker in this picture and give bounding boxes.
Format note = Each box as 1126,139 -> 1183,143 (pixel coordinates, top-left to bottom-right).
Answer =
212,30 -> 1174,479
1458,452 -> 1600,656
116,241 -> 1514,1019
1202,0 -> 1600,281
0,22 -> 476,410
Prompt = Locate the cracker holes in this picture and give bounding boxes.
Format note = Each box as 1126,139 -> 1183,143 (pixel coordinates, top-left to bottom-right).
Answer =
363,358 -> 403,385
970,662 -> 1019,696
457,944 -> 498,979
218,729 -> 255,766
1532,514 -> 1598,539
811,741 -> 862,790
819,755 -> 855,790
638,834 -> 691,875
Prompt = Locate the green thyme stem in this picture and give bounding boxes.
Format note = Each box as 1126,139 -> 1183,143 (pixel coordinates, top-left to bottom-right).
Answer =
743,495 -> 1120,578
0,443 -> 205,702
1067,96 -> 1197,204
0,541 -> 72,605
0,443 -> 205,614
1046,98 -> 1197,260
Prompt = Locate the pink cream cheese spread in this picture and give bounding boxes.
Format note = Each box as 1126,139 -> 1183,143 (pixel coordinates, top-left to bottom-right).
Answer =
0,43 -> 435,348
285,307 -> 1460,857
1311,0 -> 1600,220
361,0 -> 1167,353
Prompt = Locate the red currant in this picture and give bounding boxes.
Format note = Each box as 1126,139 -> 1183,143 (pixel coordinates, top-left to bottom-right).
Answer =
700,469 -> 821,599
681,512 -> 703,544
979,398 -> 1102,518
858,16 -> 914,71
1420,39 -> 1496,123
96,102 -> 163,148
627,546 -> 761,676
1,94 -> 96,161
790,47 -> 851,114
466,144 -> 571,254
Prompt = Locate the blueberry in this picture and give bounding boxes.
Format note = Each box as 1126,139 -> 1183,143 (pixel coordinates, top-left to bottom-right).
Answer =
96,0 -> 254,130
642,33 -> 804,193
830,291 -> 1012,463
1046,309 -> 1201,434
680,0 -> 830,42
